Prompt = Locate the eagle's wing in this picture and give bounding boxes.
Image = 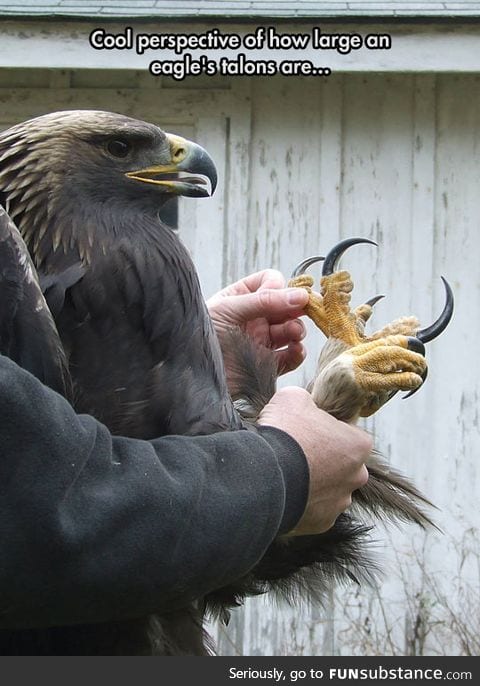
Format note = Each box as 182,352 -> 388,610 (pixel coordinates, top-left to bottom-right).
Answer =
0,206 -> 72,400
39,263 -> 86,320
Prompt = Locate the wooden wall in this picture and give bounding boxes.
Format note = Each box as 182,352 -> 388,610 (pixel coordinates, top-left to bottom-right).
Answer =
1,67 -> 479,655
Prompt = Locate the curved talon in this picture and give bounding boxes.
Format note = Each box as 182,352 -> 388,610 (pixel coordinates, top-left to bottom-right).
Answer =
290,255 -> 325,278
402,279 -> 453,400
416,277 -> 454,343
365,294 -> 385,307
322,237 -> 377,276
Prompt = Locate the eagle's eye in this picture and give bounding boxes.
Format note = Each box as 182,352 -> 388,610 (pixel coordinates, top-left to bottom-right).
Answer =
106,138 -> 132,158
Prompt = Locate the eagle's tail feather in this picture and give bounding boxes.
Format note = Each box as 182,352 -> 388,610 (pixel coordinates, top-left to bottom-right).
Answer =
206,513 -> 378,622
353,451 -> 439,530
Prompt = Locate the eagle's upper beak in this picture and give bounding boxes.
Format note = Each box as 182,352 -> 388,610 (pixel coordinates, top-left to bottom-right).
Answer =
125,133 -> 217,198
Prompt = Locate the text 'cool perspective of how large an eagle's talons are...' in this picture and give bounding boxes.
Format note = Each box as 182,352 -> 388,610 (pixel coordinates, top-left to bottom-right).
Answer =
0,110 -> 454,655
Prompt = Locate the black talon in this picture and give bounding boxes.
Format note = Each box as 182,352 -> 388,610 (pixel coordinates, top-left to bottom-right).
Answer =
402,278 -> 453,400
365,294 -> 385,307
290,255 -> 325,278
322,237 -> 377,276
416,277 -> 454,343
406,337 -> 426,356
401,337 -> 426,399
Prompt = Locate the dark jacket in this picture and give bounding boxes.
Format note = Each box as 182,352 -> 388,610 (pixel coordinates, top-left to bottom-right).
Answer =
0,355 -> 309,630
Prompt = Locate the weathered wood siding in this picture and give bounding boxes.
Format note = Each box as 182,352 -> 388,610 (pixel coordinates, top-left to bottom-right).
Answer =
0,68 -> 478,655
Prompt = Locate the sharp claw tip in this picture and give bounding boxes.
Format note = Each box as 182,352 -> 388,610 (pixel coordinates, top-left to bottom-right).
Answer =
402,384 -> 423,400
322,237 -> 378,276
365,294 -> 385,307
416,277 -> 454,343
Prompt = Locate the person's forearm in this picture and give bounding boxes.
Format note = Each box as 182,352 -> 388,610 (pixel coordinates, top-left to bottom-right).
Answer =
0,355 -> 308,629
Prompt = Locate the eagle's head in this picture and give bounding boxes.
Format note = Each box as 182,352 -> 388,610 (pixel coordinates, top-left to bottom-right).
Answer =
0,110 -> 217,267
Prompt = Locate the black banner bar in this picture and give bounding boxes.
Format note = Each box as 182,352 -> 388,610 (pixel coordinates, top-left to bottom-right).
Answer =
1,655 -> 478,685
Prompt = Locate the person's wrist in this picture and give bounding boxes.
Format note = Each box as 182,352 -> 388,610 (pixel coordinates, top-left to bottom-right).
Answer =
257,425 -> 310,535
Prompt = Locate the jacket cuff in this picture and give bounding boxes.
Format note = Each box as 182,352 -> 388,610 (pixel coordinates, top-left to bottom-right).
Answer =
257,426 -> 310,535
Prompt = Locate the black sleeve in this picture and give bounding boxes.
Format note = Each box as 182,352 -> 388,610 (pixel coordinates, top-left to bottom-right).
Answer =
0,355 -> 309,630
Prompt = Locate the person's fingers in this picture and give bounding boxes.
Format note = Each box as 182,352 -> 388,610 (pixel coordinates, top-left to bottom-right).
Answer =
225,288 -> 309,326
258,387 -> 373,535
241,269 -> 286,293
269,319 -> 306,348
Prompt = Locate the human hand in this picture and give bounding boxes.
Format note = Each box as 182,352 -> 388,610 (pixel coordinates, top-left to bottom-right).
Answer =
258,387 -> 371,535
206,270 -> 309,375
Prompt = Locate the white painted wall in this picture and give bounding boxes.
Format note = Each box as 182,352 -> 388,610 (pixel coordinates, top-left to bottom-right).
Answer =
212,73 -> 480,656
0,63 -> 478,655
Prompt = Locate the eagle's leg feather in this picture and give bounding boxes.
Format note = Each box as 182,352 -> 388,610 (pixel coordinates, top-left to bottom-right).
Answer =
369,315 -> 420,339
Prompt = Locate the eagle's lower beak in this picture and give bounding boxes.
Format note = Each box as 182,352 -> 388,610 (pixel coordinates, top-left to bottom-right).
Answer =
125,134 -> 217,198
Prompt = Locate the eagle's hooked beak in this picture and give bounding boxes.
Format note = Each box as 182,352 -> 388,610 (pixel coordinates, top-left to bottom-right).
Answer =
125,133 -> 218,198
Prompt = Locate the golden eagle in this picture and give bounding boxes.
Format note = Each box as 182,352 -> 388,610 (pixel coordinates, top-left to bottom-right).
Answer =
0,111 -> 452,655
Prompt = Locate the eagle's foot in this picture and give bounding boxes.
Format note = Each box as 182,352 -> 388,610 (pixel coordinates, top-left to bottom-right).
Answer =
310,334 -> 427,420
290,268 -> 375,344
288,274 -> 314,290
319,270 -> 363,345
292,240 -> 453,418
288,273 -> 330,337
